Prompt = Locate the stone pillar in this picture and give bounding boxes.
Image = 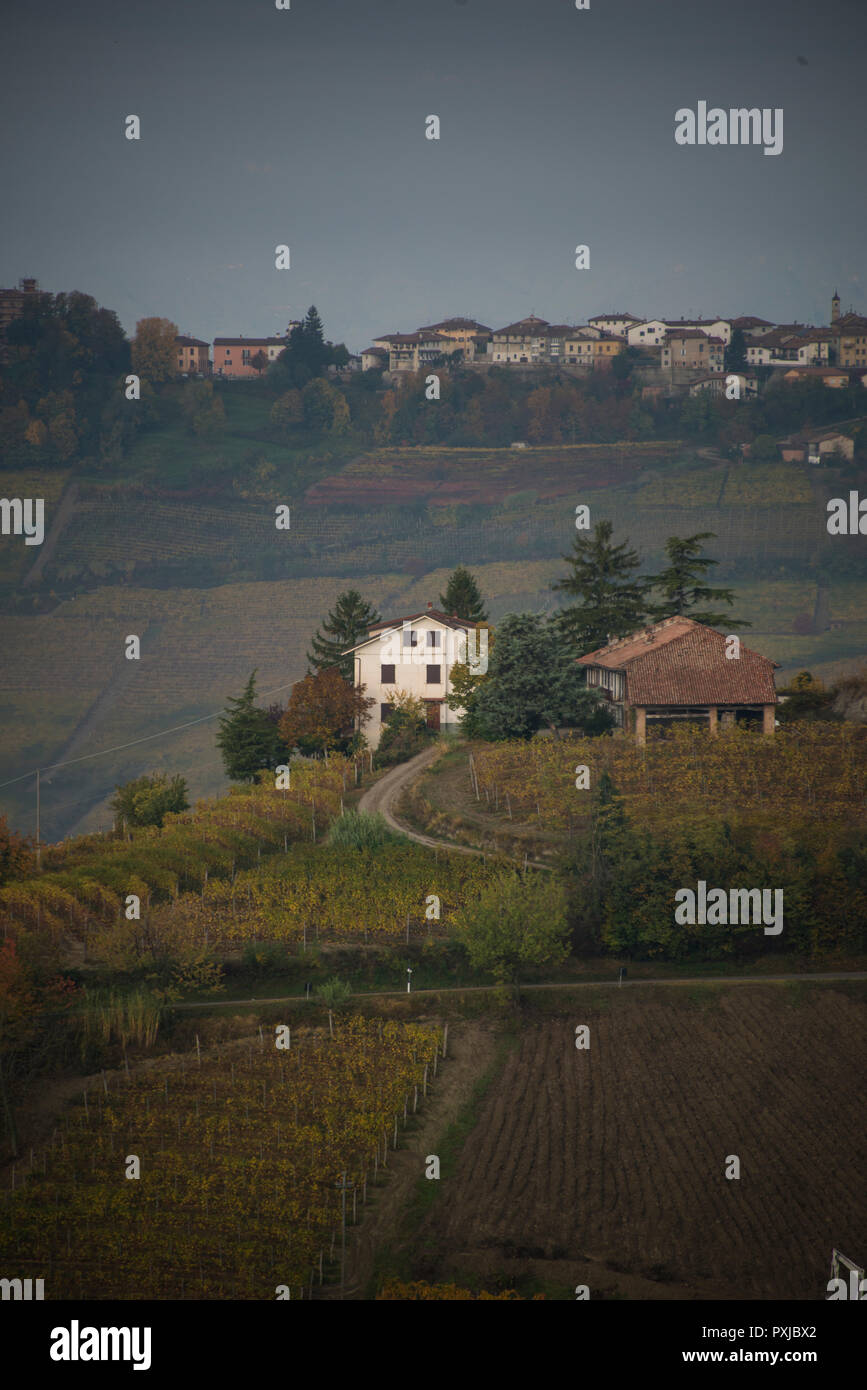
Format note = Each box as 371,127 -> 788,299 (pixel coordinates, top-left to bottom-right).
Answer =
708,706 -> 718,735
634,706 -> 646,746
763,704 -> 776,735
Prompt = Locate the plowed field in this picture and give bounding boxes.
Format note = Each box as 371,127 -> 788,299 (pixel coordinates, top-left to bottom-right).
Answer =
416,988 -> 867,1299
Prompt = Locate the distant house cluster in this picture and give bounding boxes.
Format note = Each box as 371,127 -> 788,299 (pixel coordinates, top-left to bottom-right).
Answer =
361,293 -> 867,392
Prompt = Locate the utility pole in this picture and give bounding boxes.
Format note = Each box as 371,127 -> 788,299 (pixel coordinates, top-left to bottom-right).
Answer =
35,769 -> 41,870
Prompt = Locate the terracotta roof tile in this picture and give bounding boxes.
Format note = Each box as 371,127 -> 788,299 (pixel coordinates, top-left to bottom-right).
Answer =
577,618 -> 777,706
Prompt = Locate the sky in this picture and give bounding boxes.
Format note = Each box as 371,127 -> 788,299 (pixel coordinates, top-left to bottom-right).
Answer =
1,0 -> 865,353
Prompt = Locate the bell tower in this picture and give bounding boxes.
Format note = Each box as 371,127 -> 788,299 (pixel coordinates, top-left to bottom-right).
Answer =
831,290 -> 840,324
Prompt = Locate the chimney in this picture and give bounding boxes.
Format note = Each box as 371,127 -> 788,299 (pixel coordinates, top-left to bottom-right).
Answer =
427,601 -> 433,609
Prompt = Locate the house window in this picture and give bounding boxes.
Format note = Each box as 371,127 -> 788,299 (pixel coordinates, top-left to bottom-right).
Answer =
380,664 -> 396,684
402,629 -> 418,648
426,664 -> 441,684
427,630 -> 440,648
380,703 -> 394,722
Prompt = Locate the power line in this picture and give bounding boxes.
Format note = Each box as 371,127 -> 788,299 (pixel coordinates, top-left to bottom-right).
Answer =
0,677 -> 301,793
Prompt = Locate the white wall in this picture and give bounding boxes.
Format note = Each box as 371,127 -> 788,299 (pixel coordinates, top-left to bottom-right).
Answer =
353,620 -> 485,748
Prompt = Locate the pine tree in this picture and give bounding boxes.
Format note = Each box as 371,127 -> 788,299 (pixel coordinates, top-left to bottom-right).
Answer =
307,590 -> 380,681
646,532 -> 749,628
216,670 -> 286,782
551,520 -> 647,654
438,565 -> 488,622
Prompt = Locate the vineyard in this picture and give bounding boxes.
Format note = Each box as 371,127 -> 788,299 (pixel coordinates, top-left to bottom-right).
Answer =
0,1017 -> 442,1298
146,840 -> 501,957
471,723 -> 867,835
0,757 -> 359,948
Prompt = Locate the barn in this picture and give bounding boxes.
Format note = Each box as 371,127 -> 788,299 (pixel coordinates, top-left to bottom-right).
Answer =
577,616 -> 778,744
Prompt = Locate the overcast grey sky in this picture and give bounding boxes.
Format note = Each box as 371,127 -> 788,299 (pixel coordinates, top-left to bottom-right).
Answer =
2,0 -> 864,352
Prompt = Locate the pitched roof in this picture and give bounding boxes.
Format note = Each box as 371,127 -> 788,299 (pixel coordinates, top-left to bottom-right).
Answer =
366,608 -> 475,634
577,617 -> 778,706
730,316 -> 773,329
491,315 -> 550,336
213,336 -> 284,346
343,608 -> 477,655
588,312 -> 640,323
418,317 -> 492,333
664,328 -> 724,342
175,335 -> 209,347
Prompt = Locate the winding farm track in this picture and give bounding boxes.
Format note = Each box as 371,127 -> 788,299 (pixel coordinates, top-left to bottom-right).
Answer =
356,743 -> 485,854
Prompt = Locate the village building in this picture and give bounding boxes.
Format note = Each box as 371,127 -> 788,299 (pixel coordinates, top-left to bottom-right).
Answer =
660,330 -> 725,371
663,317 -> 732,345
344,604 -> 479,749
688,371 -> 758,398
416,317 -> 492,360
213,335 -> 287,377
730,315 -> 775,338
174,335 -> 210,375
360,345 -> 389,371
627,319 -> 669,347
780,430 -> 855,464
577,617 -> 778,745
587,312 -> 641,337
374,330 -> 454,373
832,312 -> 867,369
488,315 -> 551,364
781,365 -> 850,389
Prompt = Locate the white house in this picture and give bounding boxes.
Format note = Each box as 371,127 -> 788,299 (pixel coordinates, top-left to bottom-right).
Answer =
627,319 -> 668,347
588,313 -> 641,337
344,605 -> 485,749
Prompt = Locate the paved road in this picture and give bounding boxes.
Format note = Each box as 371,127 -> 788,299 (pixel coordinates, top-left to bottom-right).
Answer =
173,972 -> 867,1010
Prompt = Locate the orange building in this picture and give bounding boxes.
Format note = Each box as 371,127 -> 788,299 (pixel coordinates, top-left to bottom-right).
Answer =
213,336 -> 288,377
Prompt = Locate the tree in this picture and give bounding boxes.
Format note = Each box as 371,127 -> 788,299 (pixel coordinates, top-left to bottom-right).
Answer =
645,532 -> 749,628
217,671 -> 287,782
552,520 -> 647,654
307,590 -> 380,681
377,690 -> 432,767
250,350 -> 268,375
274,305 -> 345,387
725,327 -> 747,372
301,377 -> 348,432
454,871 -> 570,994
110,773 -> 189,831
462,612 -> 613,740
750,433 -> 779,463
445,624 -> 493,715
270,388 -> 303,429
279,667 -> 374,756
438,565 -> 488,622
0,816 -> 33,887
776,670 -> 836,723
131,317 -> 179,385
